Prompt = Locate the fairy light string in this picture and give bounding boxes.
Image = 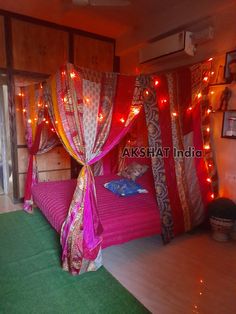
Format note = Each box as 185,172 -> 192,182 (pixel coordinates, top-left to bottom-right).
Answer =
143,60 -> 218,201
194,58 -> 219,200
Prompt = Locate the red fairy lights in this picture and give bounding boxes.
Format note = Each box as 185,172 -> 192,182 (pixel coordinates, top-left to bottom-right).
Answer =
70,72 -> 76,79
84,97 -> 90,104
187,106 -> 193,112
160,98 -> 168,105
131,107 -> 140,116
204,144 -> 210,150
197,92 -> 202,99
98,113 -> 104,122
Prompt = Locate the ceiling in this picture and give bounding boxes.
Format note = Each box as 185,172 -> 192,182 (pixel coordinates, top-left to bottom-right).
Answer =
0,0 -> 160,38
0,0 -> 236,59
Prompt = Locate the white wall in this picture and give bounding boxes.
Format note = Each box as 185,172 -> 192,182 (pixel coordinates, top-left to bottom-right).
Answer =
120,49 -> 236,203
118,1 -> 236,75
211,112 -> 236,202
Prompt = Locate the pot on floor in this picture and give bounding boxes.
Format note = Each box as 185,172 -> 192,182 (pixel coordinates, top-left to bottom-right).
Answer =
210,216 -> 234,242
230,221 -> 236,240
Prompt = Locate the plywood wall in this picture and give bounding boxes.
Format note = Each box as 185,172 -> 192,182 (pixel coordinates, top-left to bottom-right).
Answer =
12,19 -> 69,74
0,16 -> 6,68
74,35 -> 114,72
15,95 -> 26,146
18,147 -> 71,198
4,14 -> 115,200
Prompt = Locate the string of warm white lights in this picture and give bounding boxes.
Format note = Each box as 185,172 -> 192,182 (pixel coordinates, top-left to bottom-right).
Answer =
197,57 -> 217,200
19,84 -> 56,134
61,69 -> 141,125
19,69 -> 141,137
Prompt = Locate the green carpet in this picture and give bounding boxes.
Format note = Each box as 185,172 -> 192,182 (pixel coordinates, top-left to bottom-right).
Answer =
0,209 -> 150,314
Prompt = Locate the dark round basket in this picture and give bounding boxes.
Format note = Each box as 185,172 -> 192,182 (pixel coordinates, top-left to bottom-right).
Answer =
210,216 -> 234,242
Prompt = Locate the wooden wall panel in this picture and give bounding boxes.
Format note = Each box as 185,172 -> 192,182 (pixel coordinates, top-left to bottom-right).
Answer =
38,170 -> 71,182
17,146 -> 71,174
12,19 -> 68,74
74,35 -> 114,72
19,169 -> 71,198
37,146 -> 71,171
17,146 -> 71,198
5,12 -> 115,200
0,16 -> 6,68
15,95 -> 26,146
18,173 -> 26,198
17,148 -> 28,173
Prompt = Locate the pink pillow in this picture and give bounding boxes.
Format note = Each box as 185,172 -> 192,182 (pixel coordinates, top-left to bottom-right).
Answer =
118,162 -> 149,181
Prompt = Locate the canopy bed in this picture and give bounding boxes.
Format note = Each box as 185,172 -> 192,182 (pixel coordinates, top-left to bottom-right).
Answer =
32,166 -> 161,249
21,61 -> 218,275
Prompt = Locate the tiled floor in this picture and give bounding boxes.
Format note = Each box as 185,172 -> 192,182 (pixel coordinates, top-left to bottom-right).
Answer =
104,231 -> 236,314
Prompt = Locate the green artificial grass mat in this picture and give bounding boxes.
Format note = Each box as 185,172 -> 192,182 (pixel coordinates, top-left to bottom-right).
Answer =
0,209 -> 150,314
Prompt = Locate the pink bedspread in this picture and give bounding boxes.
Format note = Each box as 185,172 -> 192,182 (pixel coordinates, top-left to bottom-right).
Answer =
32,171 -> 161,248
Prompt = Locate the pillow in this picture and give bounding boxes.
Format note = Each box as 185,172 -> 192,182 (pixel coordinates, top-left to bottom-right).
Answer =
104,178 -> 148,196
118,162 -> 149,181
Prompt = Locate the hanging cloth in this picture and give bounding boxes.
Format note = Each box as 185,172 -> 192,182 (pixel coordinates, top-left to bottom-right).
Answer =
144,67 -> 217,243
22,84 -> 58,213
46,63 -> 144,274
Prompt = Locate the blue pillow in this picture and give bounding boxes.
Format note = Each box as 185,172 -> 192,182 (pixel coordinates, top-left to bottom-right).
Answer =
104,178 -> 148,197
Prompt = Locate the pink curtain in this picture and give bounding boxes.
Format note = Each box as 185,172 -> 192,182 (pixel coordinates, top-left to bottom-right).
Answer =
46,64 -> 144,274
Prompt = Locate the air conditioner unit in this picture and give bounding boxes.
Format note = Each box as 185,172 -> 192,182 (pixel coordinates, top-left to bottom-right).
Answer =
139,31 -> 196,65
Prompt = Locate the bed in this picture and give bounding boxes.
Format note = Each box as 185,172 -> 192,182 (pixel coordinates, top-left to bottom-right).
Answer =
32,169 -> 161,249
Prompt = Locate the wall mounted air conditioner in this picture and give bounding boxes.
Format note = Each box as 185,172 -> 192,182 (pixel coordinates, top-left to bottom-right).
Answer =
139,31 -> 196,65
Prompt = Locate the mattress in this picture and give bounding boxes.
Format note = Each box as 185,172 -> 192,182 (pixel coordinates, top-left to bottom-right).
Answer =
32,170 -> 161,248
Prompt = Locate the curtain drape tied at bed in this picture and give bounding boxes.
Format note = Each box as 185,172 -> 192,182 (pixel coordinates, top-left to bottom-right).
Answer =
24,122 -> 43,212
60,164 -> 103,263
46,63 -> 144,274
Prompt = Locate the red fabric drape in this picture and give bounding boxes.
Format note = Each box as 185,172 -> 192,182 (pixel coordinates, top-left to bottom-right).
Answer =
157,75 -> 185,235
24,122 -> 43,206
